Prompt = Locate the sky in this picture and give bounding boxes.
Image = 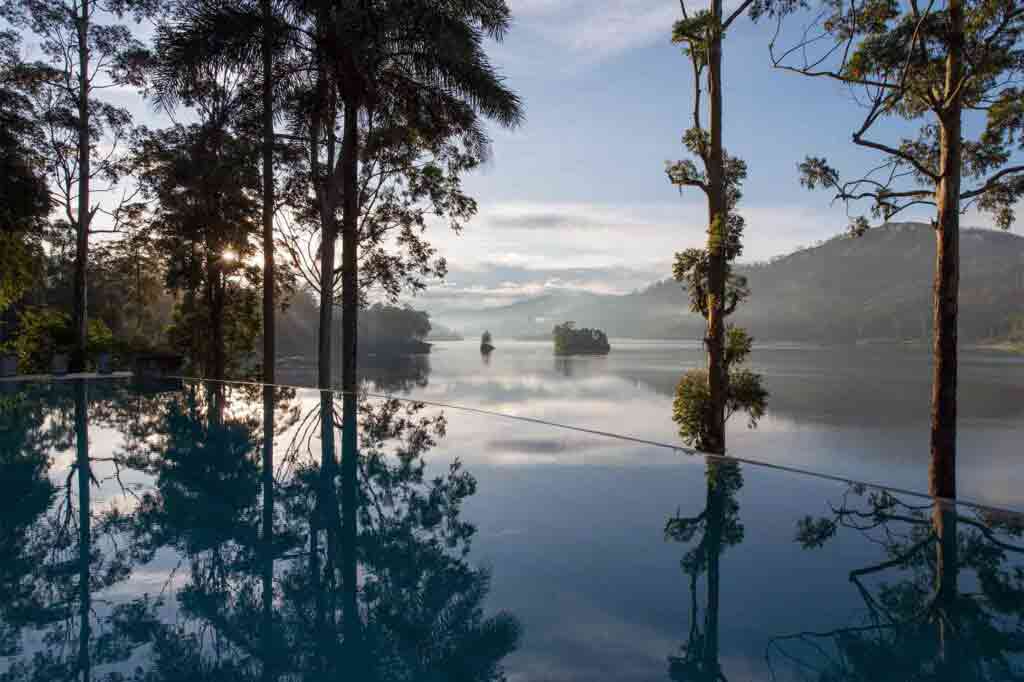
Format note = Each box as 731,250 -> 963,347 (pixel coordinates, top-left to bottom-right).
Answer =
416,0 -> 1022,309
16,0 -> 1021,312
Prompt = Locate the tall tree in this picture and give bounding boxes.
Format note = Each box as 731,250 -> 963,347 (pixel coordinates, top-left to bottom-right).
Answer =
667,0 -> 766,455
279,3 -> 521,636
133,60 -> 264,379
762,0 -> 1024,498
0,30 -> 51,321
2,0 -> 150,370
286,0 -> 522,386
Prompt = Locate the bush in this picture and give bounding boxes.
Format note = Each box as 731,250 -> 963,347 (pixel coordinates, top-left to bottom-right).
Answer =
11,307 -> 114,372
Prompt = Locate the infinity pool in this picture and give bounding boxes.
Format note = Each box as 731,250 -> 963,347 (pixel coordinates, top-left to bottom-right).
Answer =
2,377 -> 1022,680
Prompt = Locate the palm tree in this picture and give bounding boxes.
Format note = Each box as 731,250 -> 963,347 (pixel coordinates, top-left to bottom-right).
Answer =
292,6 -> 521,647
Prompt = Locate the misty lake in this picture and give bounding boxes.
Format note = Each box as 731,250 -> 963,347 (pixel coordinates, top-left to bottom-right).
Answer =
291,338 -> 1024,511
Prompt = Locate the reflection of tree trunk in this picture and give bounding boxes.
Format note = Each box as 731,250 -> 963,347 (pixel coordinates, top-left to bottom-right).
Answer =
208,382 -> 225,428
933,501 -> 960,681
316,391 -> 339,670
341,391 -> 360,659
703,466 -> 724,677
74,380 -> 91,682
260,386 -> 276,682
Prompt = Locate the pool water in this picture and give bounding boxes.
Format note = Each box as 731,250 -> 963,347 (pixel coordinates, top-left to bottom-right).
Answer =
1,377 -> 1022,681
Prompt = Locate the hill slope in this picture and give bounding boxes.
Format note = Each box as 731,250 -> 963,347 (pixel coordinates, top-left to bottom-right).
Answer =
432,223 -> 1024,342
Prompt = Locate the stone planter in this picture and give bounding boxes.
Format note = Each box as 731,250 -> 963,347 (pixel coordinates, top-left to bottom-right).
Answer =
51,353 -> 70,376
96,352 -> 113,374
0,354 -> 17,377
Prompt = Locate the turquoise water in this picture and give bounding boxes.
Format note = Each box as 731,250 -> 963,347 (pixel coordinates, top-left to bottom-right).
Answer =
2,377 -> 1023,680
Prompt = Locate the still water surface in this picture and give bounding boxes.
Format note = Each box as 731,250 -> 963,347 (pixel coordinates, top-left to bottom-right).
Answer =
3,354 -> 1023,680
305,338 -> 1024,509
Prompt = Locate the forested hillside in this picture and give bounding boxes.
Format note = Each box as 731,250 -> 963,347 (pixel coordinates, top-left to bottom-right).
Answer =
435,224 -> 1024,343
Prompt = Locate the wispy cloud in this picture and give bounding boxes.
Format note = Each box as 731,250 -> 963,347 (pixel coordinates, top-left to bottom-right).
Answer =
503,0 -> 716,70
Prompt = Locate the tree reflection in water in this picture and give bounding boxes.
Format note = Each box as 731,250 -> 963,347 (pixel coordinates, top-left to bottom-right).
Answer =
0,381 -> 519,681
665,460 -> 745,682
769,487 -> 1024,681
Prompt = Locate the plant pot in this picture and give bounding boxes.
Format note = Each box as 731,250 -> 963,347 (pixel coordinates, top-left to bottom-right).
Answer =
51,353 -> 70,376
96,352 -> 113,375
0,354 -> 17,377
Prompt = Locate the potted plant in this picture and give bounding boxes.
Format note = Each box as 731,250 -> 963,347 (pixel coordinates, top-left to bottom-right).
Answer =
88,320 -> 115,374
50,346 -> 70,375
49,316 -> 75,376
0,340 -> 16,377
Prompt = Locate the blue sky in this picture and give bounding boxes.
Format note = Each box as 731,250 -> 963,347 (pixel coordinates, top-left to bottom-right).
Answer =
414,0 -> 1021,312
17,0 -> 1019,311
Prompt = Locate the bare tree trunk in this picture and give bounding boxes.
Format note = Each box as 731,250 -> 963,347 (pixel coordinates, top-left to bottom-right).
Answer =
339,95 -> 361,656
261,0 -> 275,387
930,0 -> 962,501
317,226 -> 336,390
704,0 -> 727,456
74,380 -> 91,682
204,251 -> 226,380
71,0 -> 91,372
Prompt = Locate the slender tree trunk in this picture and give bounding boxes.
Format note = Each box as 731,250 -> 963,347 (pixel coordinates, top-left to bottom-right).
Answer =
704,0 -> 727,455
260,385 -> 276,682
71,0 -> 91,372
930,0 -> 963,501
74,380 -> 91,682
205,251 -> 226,380
339,95 -> 361,655
317,223 -> 336,390
261,0 -> 275,387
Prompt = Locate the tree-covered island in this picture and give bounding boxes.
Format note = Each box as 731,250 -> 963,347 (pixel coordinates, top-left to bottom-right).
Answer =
552,322 -> 610,356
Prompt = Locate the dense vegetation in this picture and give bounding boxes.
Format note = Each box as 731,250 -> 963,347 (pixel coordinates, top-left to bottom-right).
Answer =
552,322 -> 610,356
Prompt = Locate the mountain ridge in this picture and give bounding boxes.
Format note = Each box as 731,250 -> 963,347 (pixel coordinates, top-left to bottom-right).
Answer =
425,223 -> 1024,343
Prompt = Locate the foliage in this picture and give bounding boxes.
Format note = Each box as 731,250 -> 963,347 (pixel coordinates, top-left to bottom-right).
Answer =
673,327 -> 767,450
131,98 -> 278,378
0,232 -> 44,315
358,304 -> 432,351
552,321 -> 611,355
761,0 -> 1024,232
773,486 -> 1024,679
0,31 -> 50,314
10,307 -> 114,372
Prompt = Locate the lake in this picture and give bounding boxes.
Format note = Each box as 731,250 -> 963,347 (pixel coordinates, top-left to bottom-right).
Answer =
290,338 -> 1024,510
3,341 -> 1024,680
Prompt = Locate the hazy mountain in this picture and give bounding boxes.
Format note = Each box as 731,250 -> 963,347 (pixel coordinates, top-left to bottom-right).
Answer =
423,223 -> 1024,343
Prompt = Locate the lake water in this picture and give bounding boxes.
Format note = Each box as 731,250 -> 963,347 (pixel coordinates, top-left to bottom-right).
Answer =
3,342 -> 1024,680
291,338 -> 1024,510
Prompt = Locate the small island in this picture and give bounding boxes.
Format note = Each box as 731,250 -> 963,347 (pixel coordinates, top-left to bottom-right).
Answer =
480,330 -> 495,354
552,322 -> 610,356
